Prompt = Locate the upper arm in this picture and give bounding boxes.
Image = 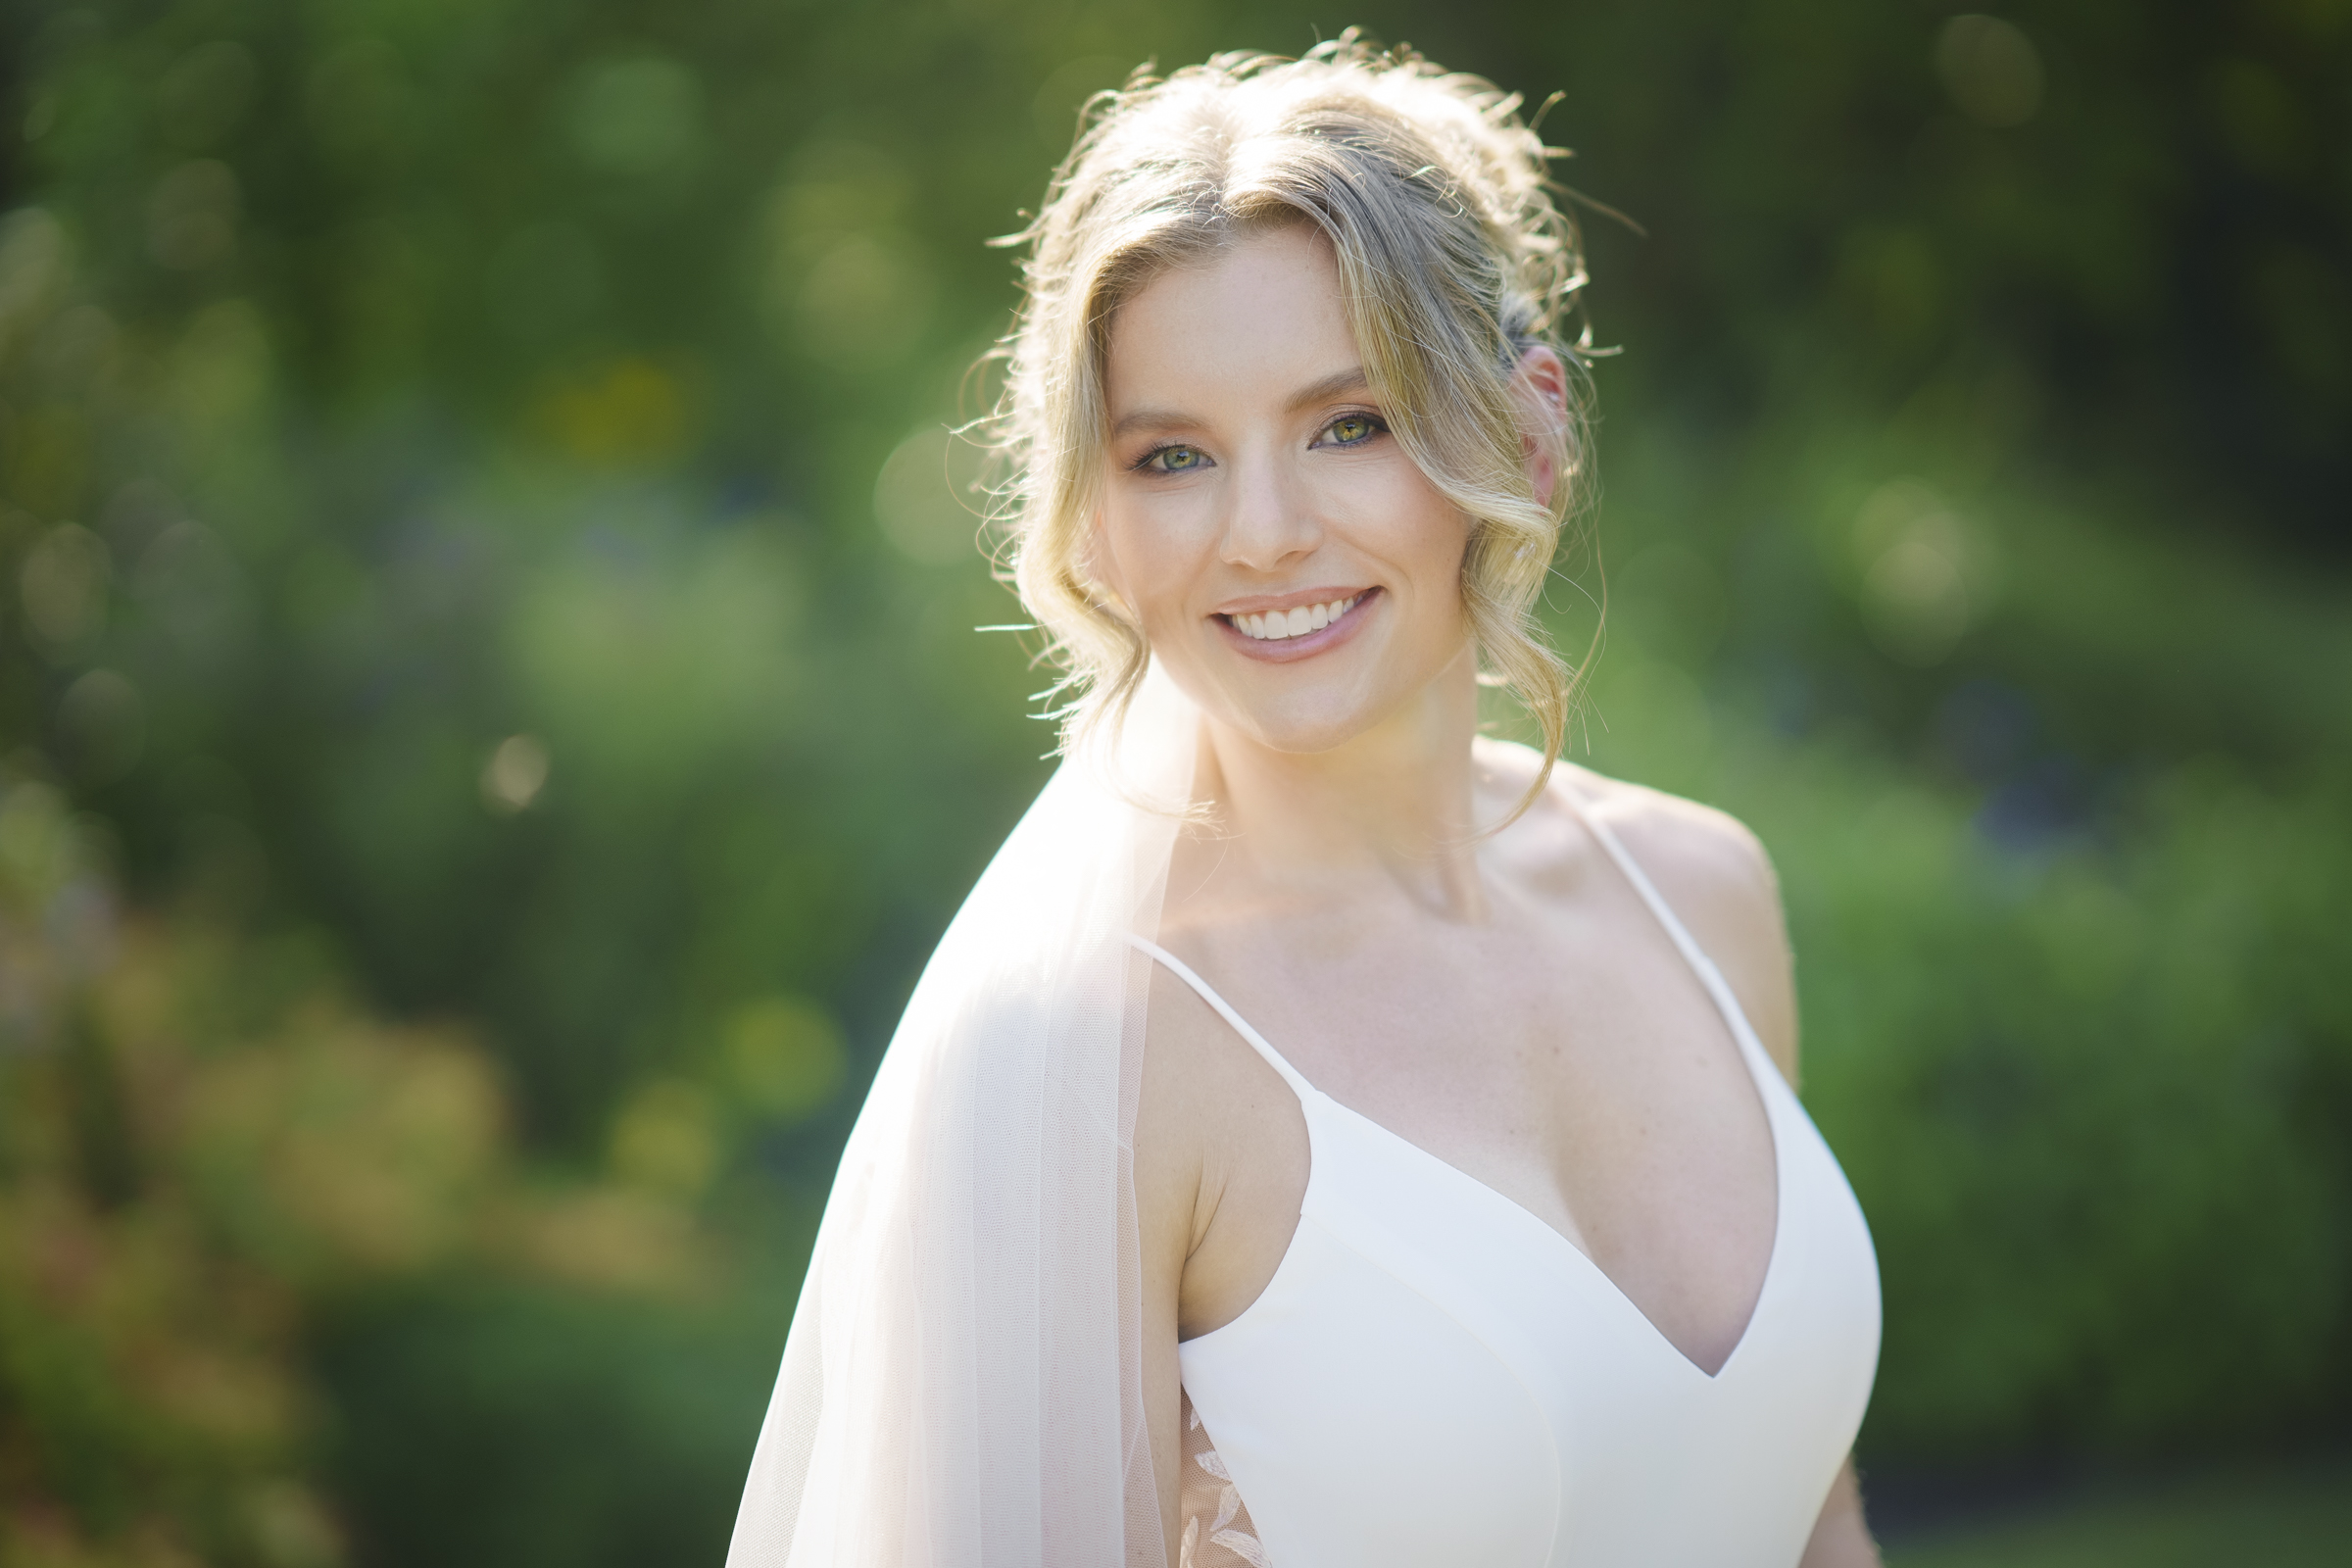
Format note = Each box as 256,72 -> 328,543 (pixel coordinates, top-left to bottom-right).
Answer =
1131,948 -> 1314,1561
1800,1456 -> 1882,1567
1132,958 -> 1205,1564
1580,780 -> 1802,1086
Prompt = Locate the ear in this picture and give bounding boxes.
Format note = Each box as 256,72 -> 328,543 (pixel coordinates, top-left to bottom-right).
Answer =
1511,345 -> 1572,511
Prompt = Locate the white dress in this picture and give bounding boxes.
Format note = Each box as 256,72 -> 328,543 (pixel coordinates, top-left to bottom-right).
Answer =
1137,783 -> 1882,1568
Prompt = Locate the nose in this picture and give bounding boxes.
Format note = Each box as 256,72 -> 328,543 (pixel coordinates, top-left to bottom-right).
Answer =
1217,449 -> 1321,573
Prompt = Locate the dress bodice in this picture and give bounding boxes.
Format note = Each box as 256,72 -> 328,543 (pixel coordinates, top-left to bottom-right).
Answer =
1140,786 -> 1881,1568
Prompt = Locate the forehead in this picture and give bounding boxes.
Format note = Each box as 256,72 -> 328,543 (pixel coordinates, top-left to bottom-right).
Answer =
1103,223 -> 1357,411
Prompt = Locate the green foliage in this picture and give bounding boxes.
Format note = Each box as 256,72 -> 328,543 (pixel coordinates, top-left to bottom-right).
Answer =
0,0 -> 2345,1559
313,1279 -> 783,1568
1754,745 -> 2347,1455
1886,1456 -> 2352,1567
0,779 -> 743,1566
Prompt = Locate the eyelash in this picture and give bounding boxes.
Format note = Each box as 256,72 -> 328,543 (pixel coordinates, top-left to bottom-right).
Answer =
1128,411 -> 1389,473
1132,443 -> 1206,474
1315,411 -> 1388,449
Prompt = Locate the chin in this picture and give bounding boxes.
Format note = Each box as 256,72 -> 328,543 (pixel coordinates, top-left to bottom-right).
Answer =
1214,680 -> 1398,756
1164,623 -> 1470,758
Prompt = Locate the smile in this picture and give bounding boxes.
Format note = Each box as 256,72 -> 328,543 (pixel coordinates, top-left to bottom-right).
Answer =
1225,593 -> 1363,641
1214,589 -> 1378,661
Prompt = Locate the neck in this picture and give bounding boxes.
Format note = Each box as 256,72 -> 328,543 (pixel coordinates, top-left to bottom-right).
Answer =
1193,644 -> 1488,921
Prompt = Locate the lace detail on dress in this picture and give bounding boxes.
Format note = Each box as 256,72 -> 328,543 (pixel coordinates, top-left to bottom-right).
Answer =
1179,1389 -> 1271,1567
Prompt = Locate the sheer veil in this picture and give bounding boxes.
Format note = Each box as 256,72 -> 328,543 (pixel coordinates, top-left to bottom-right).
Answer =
725,667 -> 1200,1568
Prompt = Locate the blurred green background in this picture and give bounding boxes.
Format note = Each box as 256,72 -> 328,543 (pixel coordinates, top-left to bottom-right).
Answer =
0,1 -> 2346,1564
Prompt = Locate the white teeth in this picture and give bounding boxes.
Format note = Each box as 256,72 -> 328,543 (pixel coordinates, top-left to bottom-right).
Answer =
1232,594 -> 1363,641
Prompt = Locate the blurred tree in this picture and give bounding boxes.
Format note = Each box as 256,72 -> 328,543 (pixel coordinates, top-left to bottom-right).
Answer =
0,767 -> 758,1566
0,0 -> 2346,1557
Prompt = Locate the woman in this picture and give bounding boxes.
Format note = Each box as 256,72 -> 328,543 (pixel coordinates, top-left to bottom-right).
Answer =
729,39 -> 1881,1568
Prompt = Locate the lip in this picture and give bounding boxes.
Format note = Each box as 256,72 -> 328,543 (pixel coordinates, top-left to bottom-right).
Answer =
1213,587 -> 1381,663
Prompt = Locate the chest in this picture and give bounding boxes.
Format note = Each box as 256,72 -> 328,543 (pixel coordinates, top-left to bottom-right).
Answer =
1175,1083 -> 1883,1568
1187,898 -> 1778,1290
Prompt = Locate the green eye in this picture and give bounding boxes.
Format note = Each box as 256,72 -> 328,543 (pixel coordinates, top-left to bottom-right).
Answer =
1152,445 -> 1203,472
1327,415 -> 1377,445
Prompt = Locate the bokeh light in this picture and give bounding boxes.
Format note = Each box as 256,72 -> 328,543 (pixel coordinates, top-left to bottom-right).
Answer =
0,2 -> 2346,1562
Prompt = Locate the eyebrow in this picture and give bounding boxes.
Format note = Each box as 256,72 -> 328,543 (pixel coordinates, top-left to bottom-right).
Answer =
1107,367 -> 1373,439
1286,367 -> 1371,411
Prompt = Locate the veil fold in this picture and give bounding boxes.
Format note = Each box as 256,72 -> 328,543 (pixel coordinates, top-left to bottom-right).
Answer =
726,670 -> 1199,1568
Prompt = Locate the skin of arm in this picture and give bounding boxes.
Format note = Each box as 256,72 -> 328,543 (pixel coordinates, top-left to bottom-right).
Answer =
1804,1458 -> 1879,1567
1135,969 -> 1205,1565
1137,1124 -> 1191,1566
1134,945 -> 1312,1565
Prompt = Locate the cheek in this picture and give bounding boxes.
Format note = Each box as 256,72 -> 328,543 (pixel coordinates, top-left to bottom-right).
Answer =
1099,494 -> 1208,625
1334,463 -> 1470,596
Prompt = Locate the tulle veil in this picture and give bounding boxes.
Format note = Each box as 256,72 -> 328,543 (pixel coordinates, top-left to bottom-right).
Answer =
724,666 -> 1200,1567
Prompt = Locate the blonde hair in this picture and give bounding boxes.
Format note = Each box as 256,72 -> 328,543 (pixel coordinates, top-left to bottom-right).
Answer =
989,34 -> 1597,803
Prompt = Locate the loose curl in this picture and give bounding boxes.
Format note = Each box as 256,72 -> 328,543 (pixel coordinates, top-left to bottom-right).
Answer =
986,34 -> 1599,814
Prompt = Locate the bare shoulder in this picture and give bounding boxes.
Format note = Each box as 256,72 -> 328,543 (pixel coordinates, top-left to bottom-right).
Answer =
1556,765 -> 1778,913
1130,932 -> 1311,1336
1480,743 -> 1802,1083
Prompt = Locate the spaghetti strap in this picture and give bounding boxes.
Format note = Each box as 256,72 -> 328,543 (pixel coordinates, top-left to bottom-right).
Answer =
1551,776 -> 1774,1069
1126,932 -> 1318,1102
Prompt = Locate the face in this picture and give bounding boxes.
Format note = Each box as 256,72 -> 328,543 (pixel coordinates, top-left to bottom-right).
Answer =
1094,223 -> 1475,755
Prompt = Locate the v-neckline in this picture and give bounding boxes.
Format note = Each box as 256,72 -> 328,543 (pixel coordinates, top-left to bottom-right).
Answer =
1133,787 -> 1789,1382
1299,1074 -> 1787,1383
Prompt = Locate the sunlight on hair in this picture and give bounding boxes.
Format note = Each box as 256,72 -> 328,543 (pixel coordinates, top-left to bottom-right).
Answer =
982,33 -> 1600,817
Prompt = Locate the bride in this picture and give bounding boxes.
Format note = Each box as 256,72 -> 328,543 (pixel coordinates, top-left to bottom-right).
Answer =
729,38 -> 1881,1568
